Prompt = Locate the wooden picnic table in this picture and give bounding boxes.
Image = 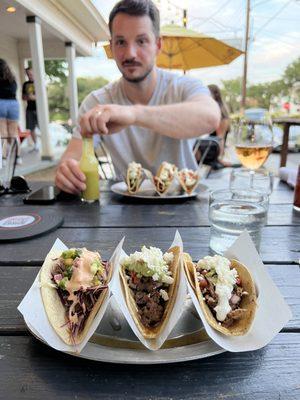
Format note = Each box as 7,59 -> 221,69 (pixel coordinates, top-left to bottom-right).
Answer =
273,117 -> 300,167
0,170 -> 299,399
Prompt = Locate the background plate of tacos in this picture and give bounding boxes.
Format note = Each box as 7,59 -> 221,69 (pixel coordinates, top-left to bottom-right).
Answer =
111,180 -> 208,200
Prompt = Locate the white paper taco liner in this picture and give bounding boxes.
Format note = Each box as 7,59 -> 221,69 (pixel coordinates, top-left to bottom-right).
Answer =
185,231 -> 292,352
175,170 -> 200,195
143,168 -> 182,197
111,230 -> 187,350
18,237 -> 125,353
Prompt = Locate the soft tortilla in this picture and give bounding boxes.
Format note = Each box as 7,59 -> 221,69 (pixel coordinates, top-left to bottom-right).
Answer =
40,249 -> 111,345
153,162 -> 177,195
184,254 -> 257,336
120,246 -> 181,339
177,170 -> 200,195
126,164 -> 143,194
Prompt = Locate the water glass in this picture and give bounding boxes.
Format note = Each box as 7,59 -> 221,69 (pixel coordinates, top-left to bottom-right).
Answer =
230,167 -> 273,197
209,189 -> 268,255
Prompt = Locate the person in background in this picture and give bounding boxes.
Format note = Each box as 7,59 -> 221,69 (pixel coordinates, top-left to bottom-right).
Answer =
55,0 -> 220,194
22,67 -> 38,151
0,59 -> 21,165
207,84 -> 232,168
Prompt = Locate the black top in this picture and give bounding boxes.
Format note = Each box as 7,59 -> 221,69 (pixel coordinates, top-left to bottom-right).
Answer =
22,80 -> 36,110
0,79 -> 17,100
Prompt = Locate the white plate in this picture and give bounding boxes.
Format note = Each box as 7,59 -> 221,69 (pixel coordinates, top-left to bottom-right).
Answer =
111,179 -> 208,200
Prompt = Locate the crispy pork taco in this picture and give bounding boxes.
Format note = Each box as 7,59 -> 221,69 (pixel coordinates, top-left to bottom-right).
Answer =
177,168 -> 199,194
153,162 -> 177,195
120,245 -> 180,339
40,247 -> 111,345
126,161 -> 143,194
184,254 -> 257,336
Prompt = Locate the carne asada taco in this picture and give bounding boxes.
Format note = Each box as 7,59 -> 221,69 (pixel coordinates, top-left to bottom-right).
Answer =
40,247 -> 111,345
120,245 -> 180,339
184,254 -> 257,336
126,161 -> 143,194
153,162 -> 177,195
177,168 -> 199,194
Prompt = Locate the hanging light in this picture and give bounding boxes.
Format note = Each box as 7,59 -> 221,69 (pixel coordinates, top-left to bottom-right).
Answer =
6,6 -> 16,13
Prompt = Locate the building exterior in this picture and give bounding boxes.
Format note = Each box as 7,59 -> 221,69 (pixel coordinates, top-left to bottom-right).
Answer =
0,0 -> 109,159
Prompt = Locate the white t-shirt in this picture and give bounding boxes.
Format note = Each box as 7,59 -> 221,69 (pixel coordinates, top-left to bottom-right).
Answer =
73,68 -> 209,177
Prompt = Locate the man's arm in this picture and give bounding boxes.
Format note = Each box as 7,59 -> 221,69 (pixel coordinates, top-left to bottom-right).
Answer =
55,137 -> 87,194
80,95 -> 220,139
134,95 -> 220,139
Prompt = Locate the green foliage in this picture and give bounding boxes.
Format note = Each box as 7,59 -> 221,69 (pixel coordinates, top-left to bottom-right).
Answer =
221,57 -> 300,113
283,57 -> 300,87
77,76 -> 109,104
221,77 -> 242,113
48,76 -> 108,122
45,60 -> 68,83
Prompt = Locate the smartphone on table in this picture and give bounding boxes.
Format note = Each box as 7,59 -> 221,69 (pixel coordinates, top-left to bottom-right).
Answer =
23,185 -> 58,204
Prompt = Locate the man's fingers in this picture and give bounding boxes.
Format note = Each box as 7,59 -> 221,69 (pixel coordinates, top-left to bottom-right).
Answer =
96,109 -> 109,135
60,164 -> 86,191
66,159 -> 86,181
55,173 -> 81,194
80,113 -> 93,136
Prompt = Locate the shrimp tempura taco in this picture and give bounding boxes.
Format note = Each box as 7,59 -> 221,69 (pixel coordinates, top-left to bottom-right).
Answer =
184,254 -> 257,336
40,248 -> 111,345
120,245 -> 180,339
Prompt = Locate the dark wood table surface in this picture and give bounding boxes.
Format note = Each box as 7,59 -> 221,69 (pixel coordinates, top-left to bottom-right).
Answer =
0,170 -> 299,400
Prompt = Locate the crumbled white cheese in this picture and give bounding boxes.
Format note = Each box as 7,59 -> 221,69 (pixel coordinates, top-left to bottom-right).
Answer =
121,246 -> 174,284
160,289 -> 169,301
128,162 -> 141,180
197,255 -> 238,322
163,251 -> 174,264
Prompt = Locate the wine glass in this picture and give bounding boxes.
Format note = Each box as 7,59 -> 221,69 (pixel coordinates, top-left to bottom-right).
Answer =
234,114 -> 273,187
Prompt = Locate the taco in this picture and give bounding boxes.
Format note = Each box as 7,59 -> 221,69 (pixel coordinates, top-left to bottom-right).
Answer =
40,247 -> 111,345
184,254 -> 257,336
120,245 -> 180,339
126,161 -> 143,194
153,162 -> 177,195
177,168 -> 199,194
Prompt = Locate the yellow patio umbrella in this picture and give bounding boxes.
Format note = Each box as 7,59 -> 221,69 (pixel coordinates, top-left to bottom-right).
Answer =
103,24 -> 243,70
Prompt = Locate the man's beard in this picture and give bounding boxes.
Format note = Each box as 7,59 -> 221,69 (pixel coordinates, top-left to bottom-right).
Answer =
122,64 -> 154,83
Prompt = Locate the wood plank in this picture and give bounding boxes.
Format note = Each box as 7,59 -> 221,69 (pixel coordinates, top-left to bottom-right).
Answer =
1,201 -> 299,228
0,265 -> 298,332
0,226 -> 299,264
0,333 -> 299,399
0,178 -> 294,207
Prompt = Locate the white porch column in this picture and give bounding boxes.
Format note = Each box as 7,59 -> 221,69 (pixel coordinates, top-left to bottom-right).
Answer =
26,16 -> 53,160
65,42 -> 78,125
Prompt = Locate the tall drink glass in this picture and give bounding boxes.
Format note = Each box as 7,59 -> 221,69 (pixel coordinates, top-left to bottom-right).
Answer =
209,189 -> 268,254
79,137 -> 99,203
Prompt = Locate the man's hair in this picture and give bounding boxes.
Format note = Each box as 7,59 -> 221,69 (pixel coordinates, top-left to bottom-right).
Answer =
109,0 -> 160,37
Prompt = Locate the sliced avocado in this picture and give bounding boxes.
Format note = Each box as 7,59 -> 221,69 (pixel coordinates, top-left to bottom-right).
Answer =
58,277 -> 68,290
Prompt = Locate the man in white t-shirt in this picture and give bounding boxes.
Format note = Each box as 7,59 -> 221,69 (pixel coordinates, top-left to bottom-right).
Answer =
55,0 -> 220,194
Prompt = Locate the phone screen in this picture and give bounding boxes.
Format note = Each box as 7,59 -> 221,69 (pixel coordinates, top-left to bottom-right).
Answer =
23,186 -> 57,204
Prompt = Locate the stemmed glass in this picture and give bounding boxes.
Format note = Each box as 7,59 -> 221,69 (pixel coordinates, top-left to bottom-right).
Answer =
234,115 -> 273,187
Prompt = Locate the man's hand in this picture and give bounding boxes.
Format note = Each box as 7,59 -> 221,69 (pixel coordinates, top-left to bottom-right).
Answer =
79,104 -> 136,136
55,159 -> 86,194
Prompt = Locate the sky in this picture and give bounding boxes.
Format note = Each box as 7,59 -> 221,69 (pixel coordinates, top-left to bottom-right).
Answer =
74,0 -> 300,88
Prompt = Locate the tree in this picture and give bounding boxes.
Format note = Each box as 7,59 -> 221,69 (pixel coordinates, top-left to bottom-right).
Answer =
221,77 -> 242,113
48,76 -> 108,121
283,57 -> 300,87
45,60 -> 68,83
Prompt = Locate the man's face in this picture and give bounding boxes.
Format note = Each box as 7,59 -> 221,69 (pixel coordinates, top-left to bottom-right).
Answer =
110,13 -> 161,83
26,69 -> 34,81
